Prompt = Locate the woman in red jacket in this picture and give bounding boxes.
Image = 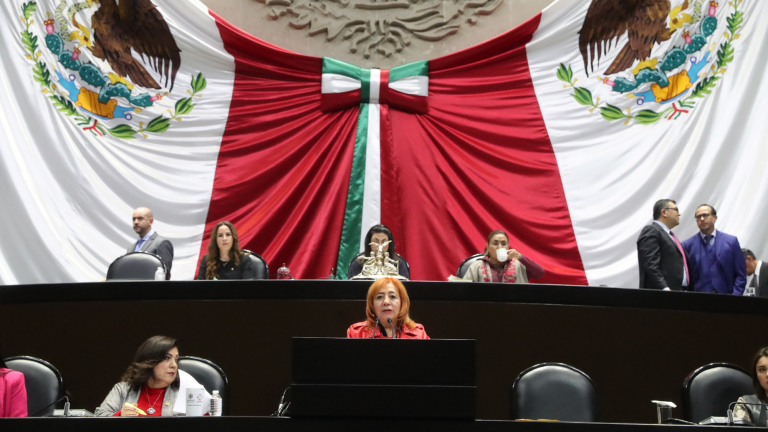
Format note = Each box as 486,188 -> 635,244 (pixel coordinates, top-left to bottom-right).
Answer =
0,342 -> 28,417
347,278 -> 429,339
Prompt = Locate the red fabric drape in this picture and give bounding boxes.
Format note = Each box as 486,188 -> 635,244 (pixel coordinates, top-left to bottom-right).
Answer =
208,11 -> 587,283
385,15 -> 587,284
207,13 -> 358,279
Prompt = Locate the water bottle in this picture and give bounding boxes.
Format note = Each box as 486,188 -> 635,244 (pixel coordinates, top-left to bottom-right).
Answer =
154,267 -> 164,281
745,286 -> 756,297
210,390 -> 223,416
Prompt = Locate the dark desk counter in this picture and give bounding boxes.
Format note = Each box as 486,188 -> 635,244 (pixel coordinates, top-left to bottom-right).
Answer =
0,416 -> 762,432
1,280 -> 765,315
1,281 -> 766,423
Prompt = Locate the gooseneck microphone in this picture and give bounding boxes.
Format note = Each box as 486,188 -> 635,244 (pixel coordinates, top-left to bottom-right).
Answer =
387,317 -> 397,339
31,395 -> 69,417
372,318 -> 380,338
727,400 -> 768,426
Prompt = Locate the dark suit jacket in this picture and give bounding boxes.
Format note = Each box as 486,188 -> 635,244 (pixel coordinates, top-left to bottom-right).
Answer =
637,222 -> 689,291
756,261 -> 768,298
127,232 -> 174,279
681,230 -> 746,295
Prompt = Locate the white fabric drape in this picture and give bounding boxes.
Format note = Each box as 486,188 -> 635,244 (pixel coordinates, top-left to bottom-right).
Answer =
529,0 -> 768,288
0,0 -> 234,283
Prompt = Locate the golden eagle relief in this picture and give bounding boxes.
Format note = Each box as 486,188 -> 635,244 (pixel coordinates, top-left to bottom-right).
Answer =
91,0 -> 181,90
579,0 -> 673,76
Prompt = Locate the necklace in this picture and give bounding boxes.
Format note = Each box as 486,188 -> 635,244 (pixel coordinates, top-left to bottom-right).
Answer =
145,386 -> 164,415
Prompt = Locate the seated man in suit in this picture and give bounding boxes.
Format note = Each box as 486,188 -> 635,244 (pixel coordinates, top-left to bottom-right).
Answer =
682,204 -> 745,295
637,199 -> 690,291
129,207 -> 174,279
743,249 -> 767,297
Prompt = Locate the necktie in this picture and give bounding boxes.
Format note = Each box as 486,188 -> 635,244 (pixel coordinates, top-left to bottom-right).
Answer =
670,231 -> 689,282
704,235 -> 713,250
750,275 -> 758,288
135,239 -> 145,252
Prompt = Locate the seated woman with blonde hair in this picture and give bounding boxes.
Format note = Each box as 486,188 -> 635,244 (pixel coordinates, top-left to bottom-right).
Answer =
197,221 -> 257,280
347,278 -> 428,339
463,230 -> 544,283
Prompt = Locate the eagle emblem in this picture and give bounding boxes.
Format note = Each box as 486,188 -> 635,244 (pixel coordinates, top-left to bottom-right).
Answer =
558,0 -> 743,125
20,0 -> 205,139
90,0 -> 181,90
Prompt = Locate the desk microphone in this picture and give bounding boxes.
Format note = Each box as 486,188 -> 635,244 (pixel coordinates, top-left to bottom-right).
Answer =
387,318 -> 397,339
32,395 -> 69,417
372,318 -> 380,338
727,400 -> 767,426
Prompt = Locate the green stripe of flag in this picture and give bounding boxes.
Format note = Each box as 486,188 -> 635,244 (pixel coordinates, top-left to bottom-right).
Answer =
360,69 -> 371,104
389,60 -> 428,82
322,57 -> 362,81
335,104 -> 370,279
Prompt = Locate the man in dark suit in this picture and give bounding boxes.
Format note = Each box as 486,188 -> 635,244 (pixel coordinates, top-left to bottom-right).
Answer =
128,207 -> 174,279
637,199 -> 690,291
743,249 -> 767,297
681,204 -> 745,295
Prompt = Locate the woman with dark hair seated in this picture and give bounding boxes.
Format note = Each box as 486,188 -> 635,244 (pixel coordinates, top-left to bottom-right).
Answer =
347,278 -> 428,339
95,335 -> 207,417
0,342 -> 28,417
348,224 -> 410,279
197,221 -> 257,280
462,230 -> 545,283
733,346 -> 768,426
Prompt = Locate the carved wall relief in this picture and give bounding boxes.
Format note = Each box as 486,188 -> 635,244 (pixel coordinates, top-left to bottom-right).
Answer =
255,0 -> 503,59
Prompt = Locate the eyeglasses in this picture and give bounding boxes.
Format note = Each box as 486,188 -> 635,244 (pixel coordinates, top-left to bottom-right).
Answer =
663,207 -> 679,213
694,213 -> 712,219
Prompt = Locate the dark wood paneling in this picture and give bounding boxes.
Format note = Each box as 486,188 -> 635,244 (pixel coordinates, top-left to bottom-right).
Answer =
1,281 -> 765,422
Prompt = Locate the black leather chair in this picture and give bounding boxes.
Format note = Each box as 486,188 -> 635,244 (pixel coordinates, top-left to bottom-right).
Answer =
682,362 -> 752,423
106,252 -> 166,280
511,362 -> 599,422
347,253 -> 410,279
4,356 -> 65,417
179,356 -> 229,416
242,250 -> 268,280
457,253 -> 484,278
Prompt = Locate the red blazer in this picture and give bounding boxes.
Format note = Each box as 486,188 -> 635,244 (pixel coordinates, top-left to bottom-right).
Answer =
0,369 -> 28,417
347,321 -> 429,339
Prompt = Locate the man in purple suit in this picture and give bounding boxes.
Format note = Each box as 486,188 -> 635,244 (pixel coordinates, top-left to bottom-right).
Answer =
682,204 -> 746,295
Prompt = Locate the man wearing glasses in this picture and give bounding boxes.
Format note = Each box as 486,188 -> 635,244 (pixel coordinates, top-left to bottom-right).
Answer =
681,205 -> 746,295
637,199 -> 690,291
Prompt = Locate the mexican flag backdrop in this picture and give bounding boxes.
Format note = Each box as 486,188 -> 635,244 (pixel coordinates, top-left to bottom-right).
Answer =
1,0 -> 766,287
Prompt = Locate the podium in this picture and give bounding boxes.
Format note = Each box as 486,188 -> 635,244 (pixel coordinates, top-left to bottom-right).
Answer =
289,337 -> 476,419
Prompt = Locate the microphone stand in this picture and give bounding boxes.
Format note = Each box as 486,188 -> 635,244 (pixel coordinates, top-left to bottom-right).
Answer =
31,395 -> 69,417
386,318 -> 397,339
727,400 -> 767,426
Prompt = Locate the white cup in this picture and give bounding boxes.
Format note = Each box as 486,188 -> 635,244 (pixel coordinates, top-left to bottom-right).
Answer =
185,387 -> 206,417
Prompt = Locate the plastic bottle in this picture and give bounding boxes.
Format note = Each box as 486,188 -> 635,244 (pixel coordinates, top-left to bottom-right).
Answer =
210,390 -> 223,416
154,267 -> 164,281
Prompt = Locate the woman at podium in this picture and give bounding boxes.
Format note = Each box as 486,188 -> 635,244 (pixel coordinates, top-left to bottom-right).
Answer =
95,335 -> 202,417
462,230 -> 544,283
733,346 -> 768,426
197,221 -> 257,280
347,278 -> 429,339
348,225 -> 410,279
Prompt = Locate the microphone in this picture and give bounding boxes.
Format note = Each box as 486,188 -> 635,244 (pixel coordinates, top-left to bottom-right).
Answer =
32,395 -> 69,417
271,386 -> 291,416
386,317 -> 397,339
727,400 -> 767,426
372,318 -> 380,338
